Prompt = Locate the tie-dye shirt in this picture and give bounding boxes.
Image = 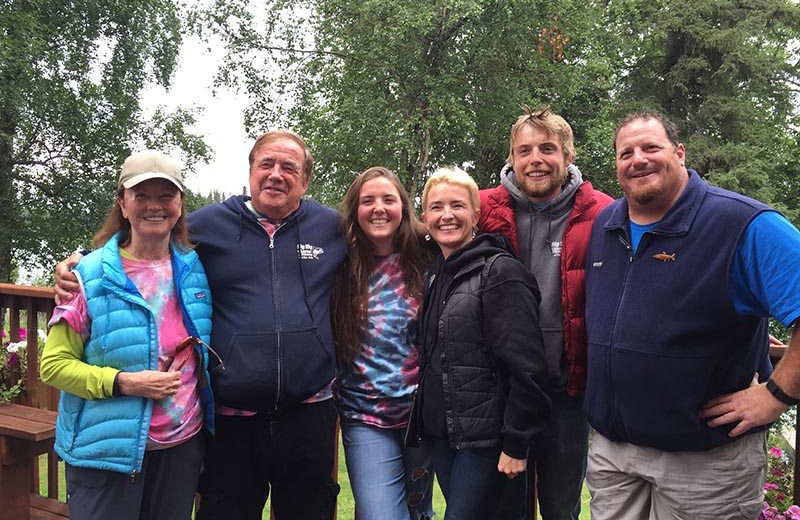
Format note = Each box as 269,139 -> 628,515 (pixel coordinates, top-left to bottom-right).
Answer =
51,250 -> 203,448
335,253 -> 421,428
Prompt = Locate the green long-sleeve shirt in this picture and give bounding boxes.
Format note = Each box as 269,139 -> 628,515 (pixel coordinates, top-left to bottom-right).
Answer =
40,322 -> 118,400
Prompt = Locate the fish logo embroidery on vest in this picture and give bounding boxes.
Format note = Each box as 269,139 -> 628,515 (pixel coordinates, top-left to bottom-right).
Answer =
653,251 -> 676,262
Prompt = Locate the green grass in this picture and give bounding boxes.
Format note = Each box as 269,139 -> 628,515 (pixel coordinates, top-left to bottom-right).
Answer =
579,483 -> 591,519
327,445 -> 590,519
37,457 -> 66,501
38,446 -> 589,519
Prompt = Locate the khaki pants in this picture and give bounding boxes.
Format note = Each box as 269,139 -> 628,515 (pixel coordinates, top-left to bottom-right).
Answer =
587,430 -> 767,520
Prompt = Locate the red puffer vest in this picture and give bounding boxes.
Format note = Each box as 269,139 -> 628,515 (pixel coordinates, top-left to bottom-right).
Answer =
478,182 -> 613,396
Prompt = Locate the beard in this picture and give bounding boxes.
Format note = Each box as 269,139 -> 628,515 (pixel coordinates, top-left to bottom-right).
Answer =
626,186 -> 659,205
516,166 -> 568,201
620,177 -> 662,205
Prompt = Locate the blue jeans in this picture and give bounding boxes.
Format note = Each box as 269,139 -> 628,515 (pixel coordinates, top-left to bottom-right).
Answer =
341,422 -> 434,520
427,439 -> 506,520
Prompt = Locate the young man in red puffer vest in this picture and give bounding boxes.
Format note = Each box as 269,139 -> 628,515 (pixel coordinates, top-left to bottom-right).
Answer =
479,106 -> 612,520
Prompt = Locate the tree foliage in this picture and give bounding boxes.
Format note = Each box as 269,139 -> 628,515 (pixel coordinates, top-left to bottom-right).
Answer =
201,0 -> 800,222
1,0 -> 211,282
199,0 -> 621,204
185,187 -> 233,213
607,0 -> 800,221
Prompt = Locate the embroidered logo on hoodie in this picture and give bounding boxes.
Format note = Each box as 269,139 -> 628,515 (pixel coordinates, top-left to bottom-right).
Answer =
298,243 -> 324,260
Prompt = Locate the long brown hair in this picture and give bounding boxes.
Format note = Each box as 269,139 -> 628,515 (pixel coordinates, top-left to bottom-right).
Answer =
331,167 -> 429,363
93,186 -> 193,251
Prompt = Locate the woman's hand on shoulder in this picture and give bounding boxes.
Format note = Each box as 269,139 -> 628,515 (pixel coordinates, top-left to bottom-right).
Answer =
497,451 -> 526,479
117,370 -> 181,400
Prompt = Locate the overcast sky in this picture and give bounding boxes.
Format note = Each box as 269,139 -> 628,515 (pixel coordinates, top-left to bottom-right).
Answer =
141,34 -> 253,197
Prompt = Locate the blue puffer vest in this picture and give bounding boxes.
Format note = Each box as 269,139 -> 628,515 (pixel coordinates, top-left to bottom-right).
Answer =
54,232 -> 213,474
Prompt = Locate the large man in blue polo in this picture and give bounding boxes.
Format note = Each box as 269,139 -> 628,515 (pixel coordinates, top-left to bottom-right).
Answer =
583,112 -> 800,519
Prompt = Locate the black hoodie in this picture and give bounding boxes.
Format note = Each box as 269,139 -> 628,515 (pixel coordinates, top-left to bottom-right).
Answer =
418,233 -> 552,457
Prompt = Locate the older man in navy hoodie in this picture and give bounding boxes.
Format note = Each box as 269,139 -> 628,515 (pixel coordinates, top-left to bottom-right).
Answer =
189,130 -> 345,520
584,112 -> 800,519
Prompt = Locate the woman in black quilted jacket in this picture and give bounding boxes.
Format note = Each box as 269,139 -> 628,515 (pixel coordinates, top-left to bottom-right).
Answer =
406,166 -> 552,520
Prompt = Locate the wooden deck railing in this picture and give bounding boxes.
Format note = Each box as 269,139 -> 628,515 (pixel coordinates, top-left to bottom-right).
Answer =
3,282 -> 797,517
0,282 -> 62,508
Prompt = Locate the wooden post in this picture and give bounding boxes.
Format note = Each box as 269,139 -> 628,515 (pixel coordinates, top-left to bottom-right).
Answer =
795,421 -> 799,505
25,296 -> 39,409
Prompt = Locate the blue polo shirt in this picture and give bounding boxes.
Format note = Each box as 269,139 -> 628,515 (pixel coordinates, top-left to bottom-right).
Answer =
632,211 -> 800,328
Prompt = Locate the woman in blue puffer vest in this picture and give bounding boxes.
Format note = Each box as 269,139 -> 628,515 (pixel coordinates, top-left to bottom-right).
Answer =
40,150 -> 214,520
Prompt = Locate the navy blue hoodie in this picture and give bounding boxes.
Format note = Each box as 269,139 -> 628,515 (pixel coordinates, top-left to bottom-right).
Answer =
189,196 -> 346,413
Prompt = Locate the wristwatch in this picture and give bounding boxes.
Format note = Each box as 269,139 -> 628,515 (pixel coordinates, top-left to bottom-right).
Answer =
766,378 -> 798,406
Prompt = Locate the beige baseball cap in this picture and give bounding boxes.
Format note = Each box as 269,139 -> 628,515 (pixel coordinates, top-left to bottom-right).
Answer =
118,150 -> 184,192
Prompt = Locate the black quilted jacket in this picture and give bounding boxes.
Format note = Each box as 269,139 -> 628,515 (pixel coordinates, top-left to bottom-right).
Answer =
417,233 -> 552,458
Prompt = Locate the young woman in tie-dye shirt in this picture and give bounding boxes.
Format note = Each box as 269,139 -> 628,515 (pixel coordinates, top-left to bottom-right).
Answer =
331,167 -> 434,520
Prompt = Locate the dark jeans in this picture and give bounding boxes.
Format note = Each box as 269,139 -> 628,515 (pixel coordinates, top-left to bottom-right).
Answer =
493,392 -> 589,520
66,432 -> 205,520
426,438 -> 506,520
197,399 -> 340,520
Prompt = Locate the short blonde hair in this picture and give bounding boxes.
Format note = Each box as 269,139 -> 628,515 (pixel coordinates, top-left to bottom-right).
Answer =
421,166 -> 480,213
507,105 -> 575,166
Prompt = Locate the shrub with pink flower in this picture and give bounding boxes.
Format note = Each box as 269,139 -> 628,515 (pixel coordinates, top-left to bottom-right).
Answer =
761,504 -> 800,520
0,327 -> 42,403
760,443 -> 798,520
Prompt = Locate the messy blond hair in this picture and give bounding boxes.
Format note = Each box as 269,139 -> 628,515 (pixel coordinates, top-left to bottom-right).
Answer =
507,105 -> 575,166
